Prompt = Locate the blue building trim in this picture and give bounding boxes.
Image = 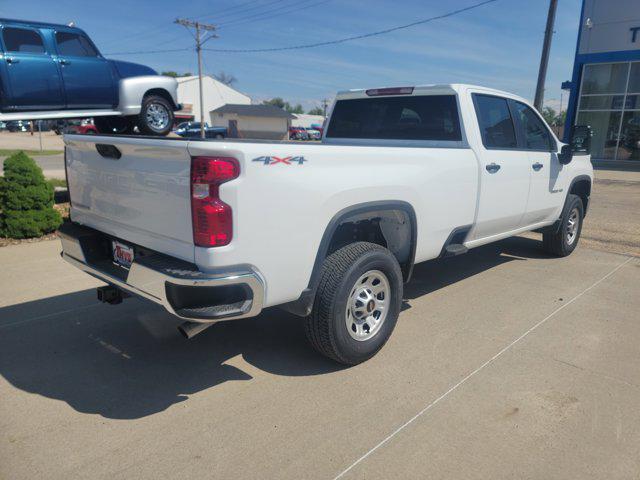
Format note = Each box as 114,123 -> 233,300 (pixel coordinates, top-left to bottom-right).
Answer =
563,0 -> 587,143
563,0 -> 640,142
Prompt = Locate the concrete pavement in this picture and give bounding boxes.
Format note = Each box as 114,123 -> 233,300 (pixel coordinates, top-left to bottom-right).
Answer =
1,238 -> 639,479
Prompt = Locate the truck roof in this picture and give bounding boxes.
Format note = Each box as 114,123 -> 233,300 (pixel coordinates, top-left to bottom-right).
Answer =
0,18 -> 83,31
335,84 -> 529,104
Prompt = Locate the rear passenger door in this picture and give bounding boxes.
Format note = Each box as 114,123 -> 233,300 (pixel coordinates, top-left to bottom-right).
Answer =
470,94 -> 531,240
511,101 -> 564,226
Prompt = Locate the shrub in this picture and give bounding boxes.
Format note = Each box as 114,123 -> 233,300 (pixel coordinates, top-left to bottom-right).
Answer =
0,152 -> 62,238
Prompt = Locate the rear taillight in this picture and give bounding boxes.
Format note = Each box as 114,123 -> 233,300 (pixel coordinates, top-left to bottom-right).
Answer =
191,156 -> 240,247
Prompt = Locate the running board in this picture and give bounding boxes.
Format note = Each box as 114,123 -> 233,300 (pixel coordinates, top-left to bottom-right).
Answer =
443,244 -> 468,257
0,109 -> 123,121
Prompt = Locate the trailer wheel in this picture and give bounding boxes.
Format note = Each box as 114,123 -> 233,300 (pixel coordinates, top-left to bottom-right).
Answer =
305,242 -> 403,365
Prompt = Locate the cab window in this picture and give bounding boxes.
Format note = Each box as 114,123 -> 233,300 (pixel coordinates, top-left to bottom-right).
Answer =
513,102 -> 554,151
2,27 -> 46,54
473,94 -> 517,149
55,31 -> 98,57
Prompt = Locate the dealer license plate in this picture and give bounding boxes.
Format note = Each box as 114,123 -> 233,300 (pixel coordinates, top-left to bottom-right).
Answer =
112,240 -> 134,268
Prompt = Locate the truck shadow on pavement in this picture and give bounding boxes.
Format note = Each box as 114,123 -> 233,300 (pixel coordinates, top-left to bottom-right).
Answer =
0,235 -> 550,420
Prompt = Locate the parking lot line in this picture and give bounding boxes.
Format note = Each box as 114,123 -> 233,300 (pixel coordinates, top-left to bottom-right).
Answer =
332,255 -> 634,480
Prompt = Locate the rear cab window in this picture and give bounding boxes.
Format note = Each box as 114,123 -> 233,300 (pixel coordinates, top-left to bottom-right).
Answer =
326,94 -> 462,142
1,27 -> 46,54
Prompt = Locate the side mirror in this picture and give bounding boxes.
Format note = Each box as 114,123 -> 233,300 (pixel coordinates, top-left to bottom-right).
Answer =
570,125 -> 592,155
558,144 -> 573,165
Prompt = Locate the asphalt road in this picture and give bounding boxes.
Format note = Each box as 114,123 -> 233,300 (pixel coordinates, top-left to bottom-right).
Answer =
1,234 -> 639,478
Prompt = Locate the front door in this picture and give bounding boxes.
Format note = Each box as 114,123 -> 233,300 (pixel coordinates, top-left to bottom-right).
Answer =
511,101 -> 568,226
0,26 -> 64,110
54,30 -> 116,109
470,94 -> 531,240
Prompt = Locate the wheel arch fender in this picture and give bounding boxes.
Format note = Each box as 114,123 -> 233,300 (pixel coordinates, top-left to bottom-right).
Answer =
116,76 -> 180,115
282,200 -> 417,317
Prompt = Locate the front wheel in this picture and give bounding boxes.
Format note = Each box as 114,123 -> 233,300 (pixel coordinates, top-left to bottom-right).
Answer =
137,95 -> 174,136
305,242 -> 403,365
543,194 -> 584,257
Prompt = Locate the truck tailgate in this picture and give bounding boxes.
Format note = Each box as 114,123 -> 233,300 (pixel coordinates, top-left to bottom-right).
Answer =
64,135 -> 195,262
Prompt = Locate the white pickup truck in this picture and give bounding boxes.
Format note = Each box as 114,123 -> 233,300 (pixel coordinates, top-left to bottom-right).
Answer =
60,84 -> 593,365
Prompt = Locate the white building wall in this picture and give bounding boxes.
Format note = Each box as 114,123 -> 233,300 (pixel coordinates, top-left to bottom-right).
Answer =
176,76 -> 251,122
291,114 -> 325,128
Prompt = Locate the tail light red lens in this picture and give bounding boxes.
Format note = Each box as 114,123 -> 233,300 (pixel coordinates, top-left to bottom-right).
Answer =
191,156 -> 240,247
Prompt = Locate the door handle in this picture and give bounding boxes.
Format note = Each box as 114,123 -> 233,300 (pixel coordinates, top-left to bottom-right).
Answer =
485,163 -> 501,174
59,58 -> 71,65
5,57 -> 19,64
532,162 -> 544,171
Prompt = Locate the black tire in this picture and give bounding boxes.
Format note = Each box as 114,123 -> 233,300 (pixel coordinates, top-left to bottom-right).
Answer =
94,116 -> 134,135
305,242 -> 403,365
137,95 -> 174,136
543,194 -> 584,257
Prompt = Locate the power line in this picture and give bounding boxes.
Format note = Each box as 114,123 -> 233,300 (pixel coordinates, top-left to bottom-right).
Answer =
199,0 -> 293,23
104,0 -> 499,57
218,0 -> 333,29
104,47 -> 192,56
204,0 -> 499,52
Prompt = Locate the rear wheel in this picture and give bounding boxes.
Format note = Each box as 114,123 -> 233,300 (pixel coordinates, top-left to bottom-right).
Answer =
543,194 -> 584,257
305,242 -> 403,365
94,116 -> 134,135
137,95 -> 174,136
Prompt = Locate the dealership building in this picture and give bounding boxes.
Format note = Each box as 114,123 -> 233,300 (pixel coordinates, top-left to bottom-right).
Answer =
564,0 -> 640,163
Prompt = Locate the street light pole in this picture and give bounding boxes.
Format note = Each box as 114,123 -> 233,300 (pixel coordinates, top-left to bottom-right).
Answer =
175,19 -> 218,139
534,0 -> 558,112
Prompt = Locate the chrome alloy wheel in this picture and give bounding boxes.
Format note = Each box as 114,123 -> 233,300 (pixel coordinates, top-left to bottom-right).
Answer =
146,102 -> 170,132
345,270 -> 390,341
566,207 -> 580,245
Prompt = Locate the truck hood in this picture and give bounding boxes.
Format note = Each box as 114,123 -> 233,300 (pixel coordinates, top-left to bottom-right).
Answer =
109,59 -> 157,78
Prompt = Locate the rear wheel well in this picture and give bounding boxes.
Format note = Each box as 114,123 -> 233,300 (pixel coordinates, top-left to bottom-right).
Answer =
326,210 -> 413,276
143,88 -> 177,109
569,178 -> 591,215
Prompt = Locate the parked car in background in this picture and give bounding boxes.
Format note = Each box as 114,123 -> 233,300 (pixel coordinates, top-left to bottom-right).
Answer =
289,126 -> 309,140
60,83 -> 593,365
4,120 -> 28,132
56,119 -> 98,135
305,128 -> 321,140
174,122 -> 227,139
0,18 -> 180,136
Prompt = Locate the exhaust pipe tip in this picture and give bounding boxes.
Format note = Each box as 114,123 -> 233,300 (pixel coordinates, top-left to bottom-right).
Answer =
178,321 -> 214,339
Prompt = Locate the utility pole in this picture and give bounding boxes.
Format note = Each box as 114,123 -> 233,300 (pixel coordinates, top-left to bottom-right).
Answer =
534,0 -> 558,112
175,19 -> 218,139
321,98 -> 329,117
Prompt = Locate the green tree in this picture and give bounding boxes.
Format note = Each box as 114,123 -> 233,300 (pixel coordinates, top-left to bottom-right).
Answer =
289,104 -> 304,114
542,106 -> 557,126
307,107 -> 325,116
263,97 -> 289,110
0,152 -> 62,238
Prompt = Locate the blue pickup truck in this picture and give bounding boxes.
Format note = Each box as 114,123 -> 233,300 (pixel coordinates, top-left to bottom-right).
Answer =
0,18 -> 180,135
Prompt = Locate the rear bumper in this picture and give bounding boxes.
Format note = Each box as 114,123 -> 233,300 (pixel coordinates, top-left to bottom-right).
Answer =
59,223 -> 264,323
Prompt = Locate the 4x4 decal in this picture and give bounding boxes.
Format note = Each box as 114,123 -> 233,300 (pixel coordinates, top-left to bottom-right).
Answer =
252,156 -> 307,165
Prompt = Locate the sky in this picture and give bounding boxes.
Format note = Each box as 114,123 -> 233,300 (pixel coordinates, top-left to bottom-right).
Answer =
0,0 -> 583,112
